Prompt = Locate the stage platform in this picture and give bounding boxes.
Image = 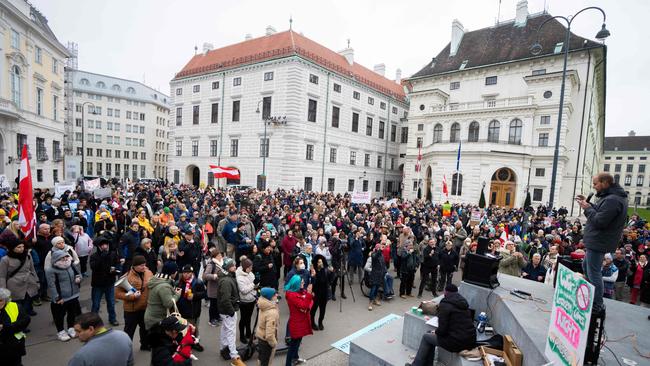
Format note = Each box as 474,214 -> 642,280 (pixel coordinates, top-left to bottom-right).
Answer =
349,274 -> 650,366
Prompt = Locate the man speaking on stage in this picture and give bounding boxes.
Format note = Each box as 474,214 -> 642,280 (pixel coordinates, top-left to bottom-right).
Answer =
575,172 -> 628,315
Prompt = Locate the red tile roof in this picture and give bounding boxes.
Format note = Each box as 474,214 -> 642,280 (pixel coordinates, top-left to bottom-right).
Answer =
174,30 -> 406,101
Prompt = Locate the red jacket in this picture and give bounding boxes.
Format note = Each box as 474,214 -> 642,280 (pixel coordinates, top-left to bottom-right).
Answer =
286,290 -> 313,339
281,235 -> 298,267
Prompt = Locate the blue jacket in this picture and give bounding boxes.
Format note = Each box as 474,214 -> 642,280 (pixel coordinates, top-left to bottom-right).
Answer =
222,219 -> 239,244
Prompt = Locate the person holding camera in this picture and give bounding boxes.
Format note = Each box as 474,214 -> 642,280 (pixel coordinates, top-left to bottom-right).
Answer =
90,238 -> 120,326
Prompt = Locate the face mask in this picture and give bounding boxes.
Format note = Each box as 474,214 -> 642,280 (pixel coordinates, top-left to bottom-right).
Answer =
55,256 -> 72,269
297,263 -> 305,271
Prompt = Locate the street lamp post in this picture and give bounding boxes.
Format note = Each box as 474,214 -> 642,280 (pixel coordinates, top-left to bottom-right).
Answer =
256,100 -> 268,190
530,7 -> 610,209
80,101 -> 96,178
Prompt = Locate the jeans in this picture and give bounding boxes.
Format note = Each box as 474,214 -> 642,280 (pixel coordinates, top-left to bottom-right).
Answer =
384,273 -> 394,297
369,285 -> 379,301
285,337 -> 303,366
91,286 -> 117,323
582,249 -> 606,311
123,310 -> 147,347
412,333 -> 438,366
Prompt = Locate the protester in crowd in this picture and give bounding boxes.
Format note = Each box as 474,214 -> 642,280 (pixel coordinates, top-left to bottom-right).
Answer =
115,255 -> 153,350
178,229 -> 202,278
44,235 -> 80,271
256,287 -> 280,366
254,242 -> 278,290
203,247 -> 225,326
310,254 -> 333,330
522,253 -> 546,283
498,241 -> 526,277
347,228 -> 365,284
576,173 -> 628,315
285,275 -> 312,366
144,262 -> 181,331
135,238 -> 160,274
120,220 -> 142,271
148,315 -> 195,366
68,312 -> 133,366
175,264 -> 205,352
0,239 -> 39,317
405,284 -> 476,366
89,237 -> 120,326
237,257 -> 256,343
71,225 -> 93,276
218,258 -> 246,365
399,241 -> 419,298
46,250 -> 82,342
602,253 -> 619,299
0,287 -> 30,366
437,241 -> 458,292
418,238 -> 439,298
612,249 -> 630,301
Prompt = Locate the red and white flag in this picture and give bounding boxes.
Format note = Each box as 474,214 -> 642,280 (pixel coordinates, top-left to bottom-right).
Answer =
415,147 -> 422,172
18,144 -> 35,238
442,175 -> 449,196
209,165 -> 240,179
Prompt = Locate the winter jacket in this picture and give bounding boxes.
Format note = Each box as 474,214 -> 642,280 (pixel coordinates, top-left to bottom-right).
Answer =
0,252 -> 39,300
144,275 -> 181,330
178,239 -> 201,270
255,296 -> 280,347
176,276 -> 206,320
44,245 -> 80,272
0,301 -> 30,360
115,267 -> 153,312
438,248 -> 459,273
421,245 -> 439,269
640,265 -> 650,304
89,249 -> 120,288
221,219 -> 239,245
148,325 -> 191,366
73,233 -> 93,258
583,184 -> 628,253
602,264 -> 618,296
369,250 -> 387,286
452,228 -> 468,250
348,237 -> 364,266
286,289 -> 313,339
310,255 -> 333,301
236,267 -> 257,303
119,230 -> 141,261
435,292 -> 476,352
499,252 -> 526,277
281,235 -> 298,268
202,259 -> 225,298
134,246 -> 159,274
217,271 -> 240,316
254,252 -> 277,288
613,258 -> 630,283
522,262 -> 546,282
45,251 -> 80,302
399,247 -> 420,274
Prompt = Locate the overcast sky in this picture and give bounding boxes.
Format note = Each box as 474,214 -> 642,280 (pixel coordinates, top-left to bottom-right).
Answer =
33,0 -> 649,136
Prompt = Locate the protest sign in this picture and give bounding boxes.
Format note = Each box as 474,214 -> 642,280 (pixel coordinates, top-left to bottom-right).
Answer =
93,187 -> 112,199
54,182 -> 76,198
351,191 -> 371,204
83,178 -> 101,191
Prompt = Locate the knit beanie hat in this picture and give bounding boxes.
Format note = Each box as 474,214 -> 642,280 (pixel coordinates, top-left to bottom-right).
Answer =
132,255 -> 146,267
223,258 -> 235,271
161,261 -> 178,276
51,236 -> 65,246
260,287 -> 276,300
445,284 -> 458,293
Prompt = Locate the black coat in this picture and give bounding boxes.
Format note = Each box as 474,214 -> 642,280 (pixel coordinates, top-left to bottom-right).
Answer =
641,265 -> 650,305
216,272 -> 239,316
583,184 -> 628,253
119,230 -> 141,261
178,240 -> 201,269
148,325 -> 191,366
369,250 -> 387,286
435,292 -> 476,352
89,249 -> 120,287
421,245 -> 439,269
175,277 -> 206,320
254,252 -> 277,288
134,246 -> 159,274
0,302 -> 30,359
438,249 -> 459,273
311,254 -> 333,300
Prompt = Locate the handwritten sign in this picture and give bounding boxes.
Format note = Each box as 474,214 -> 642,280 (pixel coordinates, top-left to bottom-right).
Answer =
54,182 -> 76,198
351,191 -> 371,204
545,264 -> 594,366
83,178 -> 101,191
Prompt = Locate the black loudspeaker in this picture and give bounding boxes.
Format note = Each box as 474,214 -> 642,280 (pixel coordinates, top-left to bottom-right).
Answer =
462,253 -> 501,289
553,255 -> 584,288
477,236 -> 490,255
584,310 -> 605,365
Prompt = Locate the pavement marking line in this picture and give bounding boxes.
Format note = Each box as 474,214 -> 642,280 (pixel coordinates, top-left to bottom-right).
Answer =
331,313 -> 402,354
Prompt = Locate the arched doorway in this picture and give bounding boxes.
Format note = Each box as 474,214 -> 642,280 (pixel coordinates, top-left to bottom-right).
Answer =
185,165 -> 200,186
489,167 -> 517,208
226,166 -> 240,185
425,166 -> 432,201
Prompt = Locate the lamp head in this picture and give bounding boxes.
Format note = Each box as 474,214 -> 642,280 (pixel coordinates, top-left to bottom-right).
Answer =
595,23 -> 610,40
529,42 -> 543,56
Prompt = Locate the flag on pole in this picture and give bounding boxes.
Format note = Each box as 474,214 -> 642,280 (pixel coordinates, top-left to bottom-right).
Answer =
415,147 -> 422,172
209,165 -> 240,179
442,175 -> 449,196
456,140 -> 462,171
18,144 -> 35,238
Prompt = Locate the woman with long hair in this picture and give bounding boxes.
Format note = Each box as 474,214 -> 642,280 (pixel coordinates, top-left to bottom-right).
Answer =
202,247 -> 225,326
284,275 -> 313,366
159,238 -> 179,264
236,257 -> 256,343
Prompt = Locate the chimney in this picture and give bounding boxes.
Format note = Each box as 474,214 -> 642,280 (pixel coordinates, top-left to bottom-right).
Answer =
373,63 -> 386,77
339,47 -> 354,65
265,26 -> 276,36
245,33 -> 252,41
395,68 -> 402,83
515,0 -> 529,27
450,19 -> 464,57
202,42 -> 213,55
629,130 -> 636,137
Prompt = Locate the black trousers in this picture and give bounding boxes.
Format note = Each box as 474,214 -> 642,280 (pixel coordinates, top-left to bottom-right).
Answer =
208,297 -> 220,322
331,270 -> 345,297
418,267 -> 438,296
413,333 -> 438,366
438,271 -> 453,291
79,256 -> 89,274
123,310 -> 148,347
257,339 -> 275,366
310,295 -> 327,326
399,271 -> 415,296
51,298 -> 81,332
239,301 -> 255,339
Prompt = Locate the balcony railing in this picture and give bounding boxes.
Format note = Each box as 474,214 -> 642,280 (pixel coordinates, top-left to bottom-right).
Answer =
428,96 -> 534,113
37,152 -> 49,161
0,98 -> 20,119
429,138 -> 526,146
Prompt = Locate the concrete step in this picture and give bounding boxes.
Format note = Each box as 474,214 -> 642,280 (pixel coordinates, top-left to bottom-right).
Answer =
349,317 -> 415,366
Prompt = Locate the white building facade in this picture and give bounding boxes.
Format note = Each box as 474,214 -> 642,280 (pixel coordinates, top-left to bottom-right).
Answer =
0,0 -> 69,188
169,27 -> 408,196
603,132 -> 650,208
403,1 -> 606,215
69,70 -> 170,181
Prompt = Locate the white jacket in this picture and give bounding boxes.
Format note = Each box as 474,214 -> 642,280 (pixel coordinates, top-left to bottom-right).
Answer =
236,266 -> 257,303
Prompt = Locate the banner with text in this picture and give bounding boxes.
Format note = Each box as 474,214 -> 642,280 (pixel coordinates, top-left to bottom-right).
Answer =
83,178 -> 101,191
351,191 -> 371,204
544,263 -> 594,366
54,182 -> 76,198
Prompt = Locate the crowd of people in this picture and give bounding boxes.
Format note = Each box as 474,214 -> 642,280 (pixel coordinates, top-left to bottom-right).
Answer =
0,176 -> 648,365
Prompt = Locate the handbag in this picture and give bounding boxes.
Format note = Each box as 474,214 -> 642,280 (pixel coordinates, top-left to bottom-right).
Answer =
167,300 -> 190,335
418,300 -> 439,316
364,257 -> 372,272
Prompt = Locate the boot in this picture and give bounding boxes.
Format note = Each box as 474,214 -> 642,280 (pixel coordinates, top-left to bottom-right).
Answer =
368,301 -> 373,311
312,322 -> 319,331
230,357 -> 247,366
374,299 -> 382,306
341,293 -> 347,299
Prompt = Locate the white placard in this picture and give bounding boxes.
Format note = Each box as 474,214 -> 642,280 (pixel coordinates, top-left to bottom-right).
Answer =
351,191 -> 371,204
54,182 -> 76,198
83,178 -> 101,191
64,156 -> 81,182
93,187 -> 112,199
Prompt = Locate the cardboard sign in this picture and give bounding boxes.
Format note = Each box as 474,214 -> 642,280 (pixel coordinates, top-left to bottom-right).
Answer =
64,156 -> 81,181
470,209 -> 482,226
351,191 -> 371,204
545,264 -> 594,366
54,182 -> 76,198
83,178 -> 101,191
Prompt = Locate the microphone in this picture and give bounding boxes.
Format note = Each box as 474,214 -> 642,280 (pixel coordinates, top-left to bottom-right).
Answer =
586,193 -> 594,203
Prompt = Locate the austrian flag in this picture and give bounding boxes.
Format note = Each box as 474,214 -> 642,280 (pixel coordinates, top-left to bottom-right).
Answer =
209,165 -> 240,179
18,145 -> 36,238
